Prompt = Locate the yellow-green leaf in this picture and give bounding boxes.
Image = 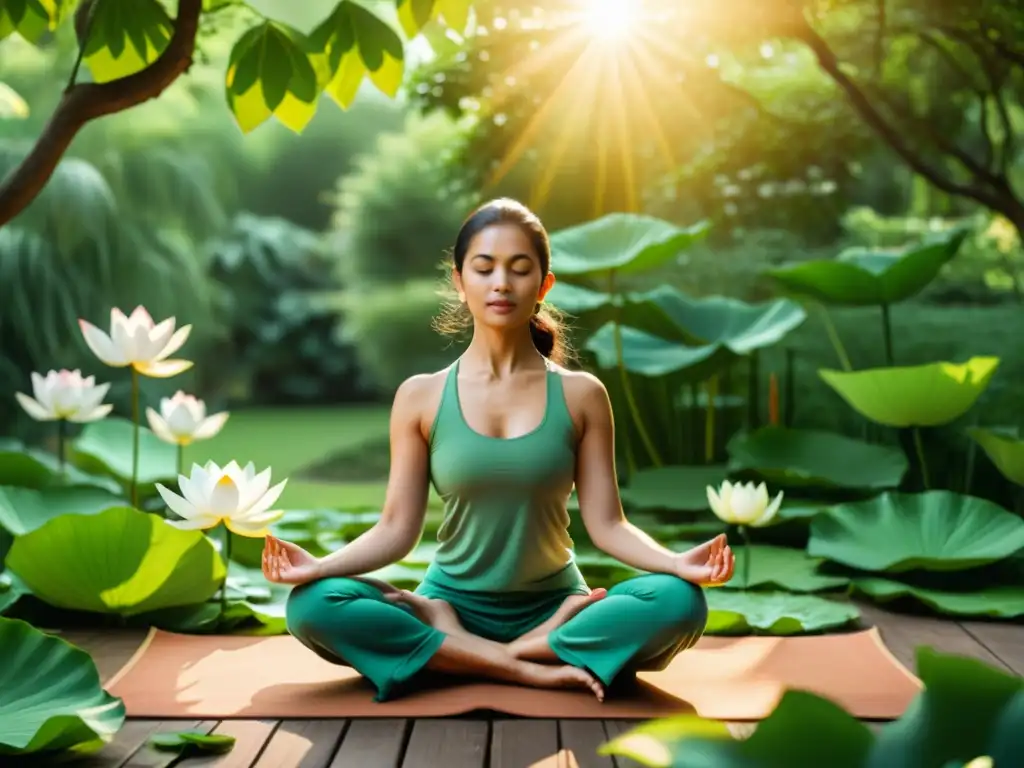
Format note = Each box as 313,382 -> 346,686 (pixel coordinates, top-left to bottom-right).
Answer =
82,0 -> 173,83
0,0 -> 56,43
310,1 -> 406,103
0,82 -> 29,118
434,0 -> 471,32
397,0 -> 434,37
225,21 -> 322,134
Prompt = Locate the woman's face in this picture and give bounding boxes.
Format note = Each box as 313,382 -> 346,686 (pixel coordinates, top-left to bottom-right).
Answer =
455,223 -> 555,329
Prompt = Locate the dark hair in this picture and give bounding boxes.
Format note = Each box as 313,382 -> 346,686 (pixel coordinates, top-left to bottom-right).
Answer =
433,198 -> 571,365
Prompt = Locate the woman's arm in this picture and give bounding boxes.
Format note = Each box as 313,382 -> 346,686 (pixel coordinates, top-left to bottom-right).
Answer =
572,374 -> 682,575
315,374 -> 434,579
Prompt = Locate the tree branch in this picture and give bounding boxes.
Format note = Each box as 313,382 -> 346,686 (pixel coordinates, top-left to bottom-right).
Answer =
794,16 -> 1010,215
0,0 -> 204,227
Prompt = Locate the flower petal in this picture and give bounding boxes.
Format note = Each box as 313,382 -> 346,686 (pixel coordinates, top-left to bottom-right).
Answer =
236,466 -> 272,513
192,411 -> 229,440
79,320 -> 129,366
68,403 -> 114,423
753,491 -> 785,527
144,318 -> 176,360
134,359 -> 193,378
15,392 -> 55,421
209,475 -> 241,517
166,517 -> 221,531
156,483 -> 202,521
154,324 -> 192,362
224,518 -> 273,538
236,479 -> 288,522
706,485 -> 725,521
146,408 -> 180,444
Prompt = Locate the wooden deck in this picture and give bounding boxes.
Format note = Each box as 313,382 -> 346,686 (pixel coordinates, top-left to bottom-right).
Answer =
57,603 -> 1023,768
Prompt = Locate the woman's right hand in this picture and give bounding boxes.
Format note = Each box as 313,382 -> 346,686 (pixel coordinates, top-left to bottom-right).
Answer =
262,535 -> 324,585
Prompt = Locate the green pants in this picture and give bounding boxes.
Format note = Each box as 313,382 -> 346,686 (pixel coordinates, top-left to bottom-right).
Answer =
285,573 -> 708,702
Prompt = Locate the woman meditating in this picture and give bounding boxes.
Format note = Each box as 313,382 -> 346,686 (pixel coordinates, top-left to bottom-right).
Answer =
262,198 -> 735,702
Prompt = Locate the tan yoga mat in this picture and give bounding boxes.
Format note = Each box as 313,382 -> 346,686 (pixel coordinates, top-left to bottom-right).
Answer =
106,627 -> 921,721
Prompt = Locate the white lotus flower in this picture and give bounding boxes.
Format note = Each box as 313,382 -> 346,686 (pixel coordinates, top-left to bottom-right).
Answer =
146,391 -> 229,446
78,306 -> 192,378
706,480 -> 783,527
15,369 -> 113,422
157,460 -> 287,538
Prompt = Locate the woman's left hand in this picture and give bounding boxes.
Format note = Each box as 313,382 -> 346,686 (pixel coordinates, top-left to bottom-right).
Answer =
673,534 -> 735,587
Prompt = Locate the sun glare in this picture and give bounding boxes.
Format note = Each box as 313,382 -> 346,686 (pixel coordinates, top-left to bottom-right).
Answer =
581,0 -> 639,42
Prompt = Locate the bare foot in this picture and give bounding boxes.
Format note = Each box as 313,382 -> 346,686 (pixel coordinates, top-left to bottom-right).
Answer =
516,662 -> 605,701
515,588 -> 608,644
386,590 -> 465,635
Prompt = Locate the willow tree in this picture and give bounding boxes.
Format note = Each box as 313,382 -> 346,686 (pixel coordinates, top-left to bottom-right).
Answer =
0,0 -> 472,226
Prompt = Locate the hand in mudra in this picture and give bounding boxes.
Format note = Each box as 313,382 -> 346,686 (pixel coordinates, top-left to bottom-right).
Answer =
675,534 -> 735,587
262,535 -> 323,585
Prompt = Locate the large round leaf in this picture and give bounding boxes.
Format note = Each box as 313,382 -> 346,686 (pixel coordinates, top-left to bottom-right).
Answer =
620,465 -> 730,512
0,485 -> 124,536
585,323 -> 725,380
764,227 -> 968,306
819,358 -> 1000,427
0,445 -> 121,493
853,577 -> 1024,619
6,506 -> 226,616
724,545 -> 850,592
967,426 -> 1024,486
72,416 -> 177,492
0,617 -> 125,755
705,590 -> 860,635
549,214 -> 710,280
727,426 -> 908,490
808,491 -> 1024,572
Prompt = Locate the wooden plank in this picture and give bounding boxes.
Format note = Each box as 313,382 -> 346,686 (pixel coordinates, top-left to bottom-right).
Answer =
491,720 -> 559,768
252,720 -> 347,768
77,719 -> 177,767
401,720 -> 489,768
329,719 -> 408,768
186,720 -> 278,767
858,602 -> 1011,672
60,628 -> 148,684
123,721 -> 219,768
558,720 -> 614,768
959,621 -> 1024,676
601,721 -> 647,768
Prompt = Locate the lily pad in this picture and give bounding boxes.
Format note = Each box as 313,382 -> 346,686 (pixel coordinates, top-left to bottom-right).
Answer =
0,445 -> 122,493
819,358 -> 1000,427
727,426 -> 908,490
0,617 -> 125,755
620,465 -> 730,512
967,426 -> 1024,486
0,485 -> 124,536
764,227 -> 969,306
0,572 -> 28,615
73,416 -> 177,493
585,323 -> 724,380
725,545 -> 849,592
704,590 -> 860,635
6,506 -> 226,616
853,578 -> 1024,619
549,213 -> 710,280
808,491 -> 1024,573
150,730 -> 236,756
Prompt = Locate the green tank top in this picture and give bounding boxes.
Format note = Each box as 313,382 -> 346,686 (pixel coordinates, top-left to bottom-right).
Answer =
423,359 -> 588,594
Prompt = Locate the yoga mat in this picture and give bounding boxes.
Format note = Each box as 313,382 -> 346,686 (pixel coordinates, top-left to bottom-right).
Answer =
106,628 -> 921,721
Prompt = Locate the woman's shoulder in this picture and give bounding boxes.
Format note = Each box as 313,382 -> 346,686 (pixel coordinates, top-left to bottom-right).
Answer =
547,362 -> 609,406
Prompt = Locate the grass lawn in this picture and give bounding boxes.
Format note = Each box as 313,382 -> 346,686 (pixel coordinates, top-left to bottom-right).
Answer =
181,405 -> 443,510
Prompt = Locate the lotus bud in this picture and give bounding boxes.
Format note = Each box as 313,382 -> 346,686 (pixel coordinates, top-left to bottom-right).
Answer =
706,480 -> 783,527
78,306 -> 192,378
146,391 -> 229,446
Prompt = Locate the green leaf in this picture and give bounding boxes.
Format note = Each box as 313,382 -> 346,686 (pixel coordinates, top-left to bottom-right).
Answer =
6,506 -> 226,616
433,0 -> 470,32
0,616 -> 125,755
819,358 -> 1000,427
82,0 -> 173,83
726,426 -> 908,491
599,715 -> 733,767
967,426 -> 1024,486
549,214 -> 711,281
704,590 -> 860,635
0,485 -> 124,536
866,647 -> 1023,768
808,491 -> 1024,573
724,545 -> 850,592
852,578 -> 1024,619
584,323 -> 724,381
149,730 -> 236,755
225,22 -> 321,134
311,1 -> 405,105
0,445 -> 122,493
0,572 -> 28,615
396,0 -> 435,36
987,690 -> 1024,766
0,0 -> 56,44
620,465 -> 730,512
765,227 -> 969,306
72,416 -> 176,495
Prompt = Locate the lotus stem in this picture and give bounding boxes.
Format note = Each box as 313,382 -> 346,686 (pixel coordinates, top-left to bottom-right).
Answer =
964,422 -> 978,495
746,351 -> 760,428
609,272 -> 661,468
739,525 -> 752,588
130,367 -> 140,508
768,373 -> 779,426
880,303 -> 894,366
705,376 -> 717,462
913,427 -> 931,489
817,304 -> 852,371
56,419 -> 66,480
220,523 -> 233,622
784,348 -> 795,427
177,444 -> 184,477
